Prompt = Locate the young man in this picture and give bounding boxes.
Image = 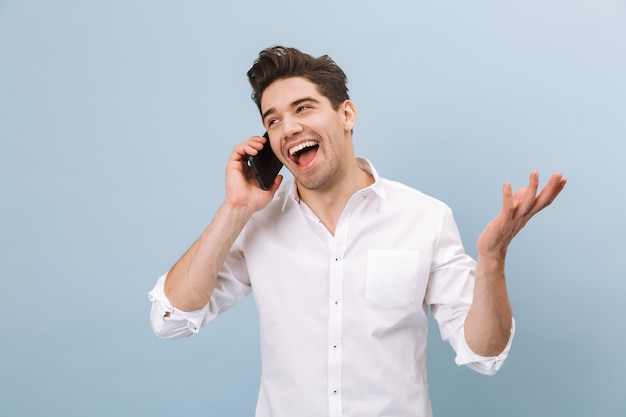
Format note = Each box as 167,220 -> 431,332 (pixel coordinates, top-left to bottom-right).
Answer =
149,46 -> 566,417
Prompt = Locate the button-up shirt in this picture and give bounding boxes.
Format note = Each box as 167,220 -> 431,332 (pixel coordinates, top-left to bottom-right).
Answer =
149,158 -> 513,417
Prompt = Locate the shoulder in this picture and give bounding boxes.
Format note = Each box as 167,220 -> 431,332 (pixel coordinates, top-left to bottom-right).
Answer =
378,176 -> 450,213
358,157 -> 450,213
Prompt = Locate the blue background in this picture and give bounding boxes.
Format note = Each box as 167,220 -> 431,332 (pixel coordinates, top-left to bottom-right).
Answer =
1,1 -> 625,416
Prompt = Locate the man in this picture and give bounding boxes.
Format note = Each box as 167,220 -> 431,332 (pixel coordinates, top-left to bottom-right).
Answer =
149,46 -> 566,417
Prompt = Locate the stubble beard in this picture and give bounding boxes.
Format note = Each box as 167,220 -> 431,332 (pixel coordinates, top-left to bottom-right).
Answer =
295,155 -> 346,192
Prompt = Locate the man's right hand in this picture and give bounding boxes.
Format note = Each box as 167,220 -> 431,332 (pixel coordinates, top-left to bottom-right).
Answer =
224,135 -> 283,215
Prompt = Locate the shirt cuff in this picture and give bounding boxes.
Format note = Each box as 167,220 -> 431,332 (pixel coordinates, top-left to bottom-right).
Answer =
454,318 -> 516,376
148,274 -> 208,338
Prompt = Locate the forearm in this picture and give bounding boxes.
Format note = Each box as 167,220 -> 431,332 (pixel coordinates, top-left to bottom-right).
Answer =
465,171 -> 565,356
164,202 -> 254,312
464,254 -> 513,357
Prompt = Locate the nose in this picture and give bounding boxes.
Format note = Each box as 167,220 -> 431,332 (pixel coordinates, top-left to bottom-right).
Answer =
281,114 -> 303,138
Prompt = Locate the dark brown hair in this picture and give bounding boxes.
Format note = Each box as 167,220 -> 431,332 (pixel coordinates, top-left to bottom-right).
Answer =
247,46 -> 349,113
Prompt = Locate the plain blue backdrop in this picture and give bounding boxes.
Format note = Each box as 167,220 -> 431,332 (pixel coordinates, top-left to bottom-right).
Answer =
1,1 -> 625,416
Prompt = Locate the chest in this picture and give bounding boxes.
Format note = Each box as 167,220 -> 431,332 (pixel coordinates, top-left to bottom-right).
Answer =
242,201 -> 439,314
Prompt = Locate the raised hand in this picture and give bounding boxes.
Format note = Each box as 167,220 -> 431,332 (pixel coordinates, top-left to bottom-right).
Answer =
477,171 -> 567,258
465,172 -> 566,356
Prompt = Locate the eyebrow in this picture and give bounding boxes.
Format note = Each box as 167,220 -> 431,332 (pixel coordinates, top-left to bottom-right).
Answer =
262,97 -> 321,123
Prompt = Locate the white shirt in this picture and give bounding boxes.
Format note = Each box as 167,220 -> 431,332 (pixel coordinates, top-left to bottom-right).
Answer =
149,158 -> 513,417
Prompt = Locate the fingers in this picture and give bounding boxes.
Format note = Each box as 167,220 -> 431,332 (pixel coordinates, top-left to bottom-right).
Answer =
231,135 -> 267,161
224,135 -> 280,210
502,181 -> 514,218
487,171 -> 565,254
511,171 -> 566,218
513,171 -> 539,216
534,172 -> 567,209
267,174 -> 284,193
502,171 -> 566,214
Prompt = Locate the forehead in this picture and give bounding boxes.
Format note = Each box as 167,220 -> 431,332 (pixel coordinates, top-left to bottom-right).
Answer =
260,77 -> 325,113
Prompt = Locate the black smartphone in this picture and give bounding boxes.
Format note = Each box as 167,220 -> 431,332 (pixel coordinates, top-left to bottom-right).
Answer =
246,132 -> 283,190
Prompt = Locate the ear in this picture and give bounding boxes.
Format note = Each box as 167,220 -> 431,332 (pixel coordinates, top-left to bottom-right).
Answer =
341,100 -> 357,132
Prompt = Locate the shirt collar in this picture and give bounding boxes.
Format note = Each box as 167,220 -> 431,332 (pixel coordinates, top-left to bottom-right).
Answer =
355,157 -> 388,202
282,181 -> 300,211
281,157 -> 387,211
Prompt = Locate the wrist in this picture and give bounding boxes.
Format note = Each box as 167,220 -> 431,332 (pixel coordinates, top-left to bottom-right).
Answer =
221,200 -> 257,220
475,251 -> 507,279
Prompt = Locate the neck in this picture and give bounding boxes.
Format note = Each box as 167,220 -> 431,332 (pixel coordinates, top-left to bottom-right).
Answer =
297,158 -> 374,235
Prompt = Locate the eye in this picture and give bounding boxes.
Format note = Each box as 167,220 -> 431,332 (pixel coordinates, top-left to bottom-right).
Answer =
296,105 -> 309,112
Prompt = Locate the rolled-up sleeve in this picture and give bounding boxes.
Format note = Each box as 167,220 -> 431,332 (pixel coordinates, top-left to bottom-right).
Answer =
148,274 -> 209,339
454,318 -> 515,375
148,237 -> 253,339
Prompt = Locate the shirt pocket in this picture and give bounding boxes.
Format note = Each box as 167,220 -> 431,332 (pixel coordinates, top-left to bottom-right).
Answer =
366,249 -> 420,309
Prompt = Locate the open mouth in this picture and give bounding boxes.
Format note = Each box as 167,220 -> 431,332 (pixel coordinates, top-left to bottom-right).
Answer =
288,140 -> 319,167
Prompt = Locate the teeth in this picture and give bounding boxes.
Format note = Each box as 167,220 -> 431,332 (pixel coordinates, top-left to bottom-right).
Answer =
289,140 -> 317,156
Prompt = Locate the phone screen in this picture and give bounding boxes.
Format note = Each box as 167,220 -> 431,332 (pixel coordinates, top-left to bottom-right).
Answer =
246,132 -> 283,190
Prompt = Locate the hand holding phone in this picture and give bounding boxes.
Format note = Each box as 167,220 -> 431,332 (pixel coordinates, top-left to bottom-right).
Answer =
246,132 -> 283,190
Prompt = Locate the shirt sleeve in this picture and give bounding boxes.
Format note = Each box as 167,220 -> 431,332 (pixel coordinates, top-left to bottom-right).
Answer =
454,318 -> 515,375
148,237 -> 253,339
426,204 -> 514,375
148,274 -> 210,339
